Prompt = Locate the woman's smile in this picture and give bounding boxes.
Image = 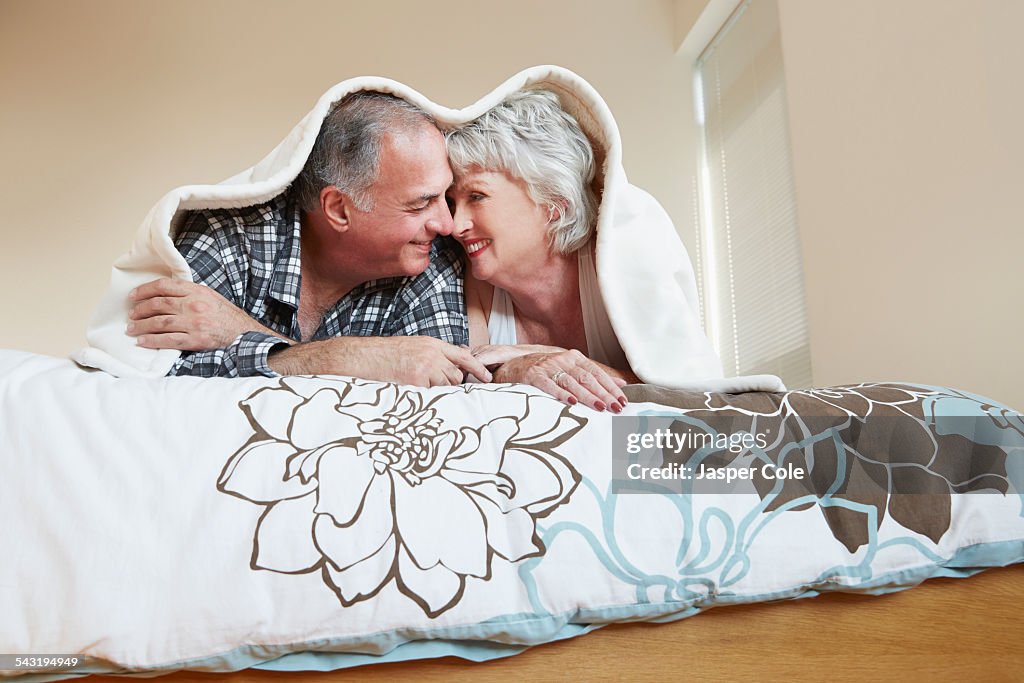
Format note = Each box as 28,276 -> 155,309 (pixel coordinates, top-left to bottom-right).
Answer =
464,238 -> 493,257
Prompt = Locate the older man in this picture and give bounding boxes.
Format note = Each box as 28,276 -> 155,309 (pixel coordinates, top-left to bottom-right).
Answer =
125,92 -> 488,386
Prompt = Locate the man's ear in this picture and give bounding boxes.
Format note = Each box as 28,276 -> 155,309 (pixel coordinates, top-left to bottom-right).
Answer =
320,186 -> 352,233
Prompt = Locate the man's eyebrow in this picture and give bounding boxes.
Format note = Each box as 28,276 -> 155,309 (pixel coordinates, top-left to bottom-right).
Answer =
404,193 -> 441,207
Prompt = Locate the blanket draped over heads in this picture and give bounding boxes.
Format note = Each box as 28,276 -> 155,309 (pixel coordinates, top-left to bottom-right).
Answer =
73,65 -> 784,392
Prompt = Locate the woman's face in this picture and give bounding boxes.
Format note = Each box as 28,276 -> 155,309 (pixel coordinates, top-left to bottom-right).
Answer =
446,167 -> 552,284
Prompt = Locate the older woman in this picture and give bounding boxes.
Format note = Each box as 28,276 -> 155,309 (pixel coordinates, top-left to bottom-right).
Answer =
445,90 -> 637,413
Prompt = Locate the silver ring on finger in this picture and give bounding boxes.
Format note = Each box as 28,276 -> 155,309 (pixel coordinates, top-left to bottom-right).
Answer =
551,369 -> 568,384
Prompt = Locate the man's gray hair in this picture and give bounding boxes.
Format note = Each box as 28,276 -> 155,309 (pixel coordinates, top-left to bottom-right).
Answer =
293,91 -> 435,212
445,89 -> 598,255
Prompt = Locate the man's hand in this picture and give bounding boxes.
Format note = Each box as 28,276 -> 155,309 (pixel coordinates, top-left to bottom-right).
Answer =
127,278 -> 284,350
492,349 -> 628,412
267,336 -> 493,387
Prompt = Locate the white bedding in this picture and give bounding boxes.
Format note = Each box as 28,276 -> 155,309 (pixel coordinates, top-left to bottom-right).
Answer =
2,349 -> 1021,677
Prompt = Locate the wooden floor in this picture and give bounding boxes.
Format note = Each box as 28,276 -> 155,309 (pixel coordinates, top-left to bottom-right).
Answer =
91,565 -> 1023,683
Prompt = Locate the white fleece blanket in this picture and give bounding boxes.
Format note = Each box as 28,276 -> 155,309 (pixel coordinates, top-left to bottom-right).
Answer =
70,65 -> 782,393
1,350 -> 1022,678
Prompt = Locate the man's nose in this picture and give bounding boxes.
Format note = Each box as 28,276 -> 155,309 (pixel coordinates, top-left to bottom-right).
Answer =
451,204 -> 472,237
426,200 -> 455,237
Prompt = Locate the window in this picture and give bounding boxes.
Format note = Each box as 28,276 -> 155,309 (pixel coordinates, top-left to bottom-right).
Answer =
692,0 -> 812,388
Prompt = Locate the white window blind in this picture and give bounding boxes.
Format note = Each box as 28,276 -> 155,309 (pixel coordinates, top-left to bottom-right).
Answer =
694,0 -> 812,388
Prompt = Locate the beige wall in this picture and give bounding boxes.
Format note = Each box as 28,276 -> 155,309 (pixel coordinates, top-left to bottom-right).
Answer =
672,0 -> 1023,408
775,0 -> 1024,408
0,0 -> 693,356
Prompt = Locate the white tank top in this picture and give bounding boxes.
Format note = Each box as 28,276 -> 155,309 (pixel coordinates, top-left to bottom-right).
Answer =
486,243 -> 628,369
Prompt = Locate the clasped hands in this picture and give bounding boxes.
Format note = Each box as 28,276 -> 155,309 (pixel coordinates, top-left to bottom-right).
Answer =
471,345 -> 628,413
127,279 -> 626,411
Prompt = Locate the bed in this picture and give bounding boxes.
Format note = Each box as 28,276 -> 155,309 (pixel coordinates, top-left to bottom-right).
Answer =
1,351 -> 1021,680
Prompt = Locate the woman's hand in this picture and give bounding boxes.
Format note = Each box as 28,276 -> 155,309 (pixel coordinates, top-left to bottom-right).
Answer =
471,344 -> 564,368
491,349 -> 628,412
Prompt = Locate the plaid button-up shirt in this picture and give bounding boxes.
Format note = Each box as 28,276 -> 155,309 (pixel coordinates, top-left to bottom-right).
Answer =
168,192 -> 467,377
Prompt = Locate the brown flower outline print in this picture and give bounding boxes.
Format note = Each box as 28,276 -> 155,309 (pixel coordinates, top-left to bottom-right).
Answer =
654,383 -> 1018,553
218,377 -> 584,618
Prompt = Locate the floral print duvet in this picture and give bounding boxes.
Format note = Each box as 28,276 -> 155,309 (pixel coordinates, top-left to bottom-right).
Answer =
1,351 -> 1021,678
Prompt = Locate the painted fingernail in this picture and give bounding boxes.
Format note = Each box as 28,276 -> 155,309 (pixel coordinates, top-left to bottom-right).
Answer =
619,395 -> 628,406
594,401 -> 606,411
567,396 -> 578,405
610,402 -> 622,414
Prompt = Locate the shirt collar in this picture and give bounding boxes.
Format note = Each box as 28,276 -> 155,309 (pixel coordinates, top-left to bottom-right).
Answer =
350,275 -> 414,298
348,242 -> 442,298
267,195 -> 303,310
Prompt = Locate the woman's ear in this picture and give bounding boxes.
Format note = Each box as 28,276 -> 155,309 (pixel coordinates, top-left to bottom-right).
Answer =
548,199 -> 570,224
321,186 -> 351,233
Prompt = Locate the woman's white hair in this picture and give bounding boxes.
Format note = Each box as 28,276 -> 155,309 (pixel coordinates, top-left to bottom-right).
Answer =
445,89 -> 598,255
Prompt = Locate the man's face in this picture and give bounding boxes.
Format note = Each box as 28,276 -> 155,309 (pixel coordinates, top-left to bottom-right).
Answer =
344,124 -> 455,279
